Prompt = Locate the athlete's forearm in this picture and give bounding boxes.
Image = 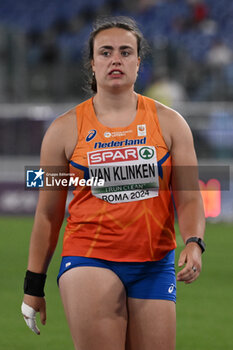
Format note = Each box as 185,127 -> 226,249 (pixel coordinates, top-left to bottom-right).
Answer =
27,210 -> 64,274
175,194 -> 205,242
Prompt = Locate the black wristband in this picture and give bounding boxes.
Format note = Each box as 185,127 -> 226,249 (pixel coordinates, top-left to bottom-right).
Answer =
185,237 -> 206,254
24,270 -> 47,297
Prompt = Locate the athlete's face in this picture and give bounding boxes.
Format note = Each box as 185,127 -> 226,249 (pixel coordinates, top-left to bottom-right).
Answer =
91,27 -> 140,92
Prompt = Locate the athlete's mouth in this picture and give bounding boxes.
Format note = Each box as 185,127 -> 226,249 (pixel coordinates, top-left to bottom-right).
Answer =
108,69 -> 124,76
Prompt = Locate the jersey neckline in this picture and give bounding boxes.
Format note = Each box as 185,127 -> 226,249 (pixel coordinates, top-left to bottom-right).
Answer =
90,93 -> 142,131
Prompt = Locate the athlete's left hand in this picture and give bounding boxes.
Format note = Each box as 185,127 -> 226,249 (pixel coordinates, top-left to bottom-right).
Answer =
177,243 -> 202,284
21,295 -> 46,335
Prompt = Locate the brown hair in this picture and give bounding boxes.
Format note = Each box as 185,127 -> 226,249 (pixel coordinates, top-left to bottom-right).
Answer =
83,16 -> 148,94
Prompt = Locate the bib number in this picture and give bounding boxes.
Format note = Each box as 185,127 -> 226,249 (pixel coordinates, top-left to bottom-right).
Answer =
87,146 -> 159,204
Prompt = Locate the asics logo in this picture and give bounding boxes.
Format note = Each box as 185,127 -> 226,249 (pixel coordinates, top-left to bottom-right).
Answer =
86,129 -> 97,142
168,284 -> 175,293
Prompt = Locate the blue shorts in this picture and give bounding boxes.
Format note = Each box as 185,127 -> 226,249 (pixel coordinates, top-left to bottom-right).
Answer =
57,250 -> 176,302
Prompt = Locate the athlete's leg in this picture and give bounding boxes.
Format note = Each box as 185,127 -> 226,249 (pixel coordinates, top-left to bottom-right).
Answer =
126,299 -> 176,350
59,266 -> 128,350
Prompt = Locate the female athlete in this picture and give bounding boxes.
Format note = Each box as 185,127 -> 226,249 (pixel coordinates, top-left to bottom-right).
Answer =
21,16 -> 205,350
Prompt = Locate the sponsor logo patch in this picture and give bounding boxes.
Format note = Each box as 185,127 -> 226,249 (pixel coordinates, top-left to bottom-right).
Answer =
139,147 -> 154,160
137,124 -> 146,136
104,132 -> 112,138
89,147 -> 138,165
104,130 -> 133,138
87,145 -> 159,204
168,284 -> 175,294
86,129 -> 97,142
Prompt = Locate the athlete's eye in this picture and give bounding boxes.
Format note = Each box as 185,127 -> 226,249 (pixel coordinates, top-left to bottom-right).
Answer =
102,51 -> 111,57
121,51 -> 130,57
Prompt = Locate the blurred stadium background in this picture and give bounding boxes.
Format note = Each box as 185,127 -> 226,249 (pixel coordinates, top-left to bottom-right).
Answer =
0,0 -> 232,349
0,0 -> 232,219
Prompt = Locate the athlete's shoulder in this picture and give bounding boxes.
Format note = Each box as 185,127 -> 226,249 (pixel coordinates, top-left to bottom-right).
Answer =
140,94 -> 186,122
153,99 -> 192,134
139,94 -> 157,108
154,99 -> 182,120
44,107 -> 76,143
41,106 -> 79,161
141,97 -> 193,150
75,97 -> 93,112
53,97 -> 92,126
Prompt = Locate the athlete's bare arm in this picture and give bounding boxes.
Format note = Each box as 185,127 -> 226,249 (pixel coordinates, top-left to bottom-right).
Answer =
23,108 -> 77,324
156,101 -> 205,284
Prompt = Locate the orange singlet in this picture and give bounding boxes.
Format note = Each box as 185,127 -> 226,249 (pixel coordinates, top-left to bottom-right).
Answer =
62,94 -> 176,261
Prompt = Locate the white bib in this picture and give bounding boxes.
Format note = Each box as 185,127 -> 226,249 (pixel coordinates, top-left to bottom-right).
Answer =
87,145 -> 159,204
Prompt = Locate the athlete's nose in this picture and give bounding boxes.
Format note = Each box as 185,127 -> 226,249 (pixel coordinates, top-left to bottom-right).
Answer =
111,51 -> 122,65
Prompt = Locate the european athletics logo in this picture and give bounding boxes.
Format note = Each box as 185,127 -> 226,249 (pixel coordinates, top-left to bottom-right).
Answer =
26,168 -> 45,188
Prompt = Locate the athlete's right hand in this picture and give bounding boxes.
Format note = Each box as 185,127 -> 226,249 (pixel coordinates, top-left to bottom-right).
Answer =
21,295 -> 46,335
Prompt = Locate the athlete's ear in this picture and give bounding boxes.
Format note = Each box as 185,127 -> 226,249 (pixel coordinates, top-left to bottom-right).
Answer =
91,59 -> 95,73
137,57 -> 141,73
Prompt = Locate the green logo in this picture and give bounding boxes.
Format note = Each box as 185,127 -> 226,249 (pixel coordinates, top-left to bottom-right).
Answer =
139,147 -> 154,159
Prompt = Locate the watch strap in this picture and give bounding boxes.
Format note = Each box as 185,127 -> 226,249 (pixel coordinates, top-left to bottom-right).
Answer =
185,237 -> 206,253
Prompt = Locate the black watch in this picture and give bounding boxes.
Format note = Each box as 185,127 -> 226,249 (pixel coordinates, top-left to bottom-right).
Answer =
185,237 -> 206,254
